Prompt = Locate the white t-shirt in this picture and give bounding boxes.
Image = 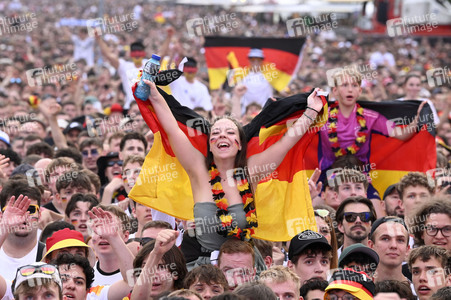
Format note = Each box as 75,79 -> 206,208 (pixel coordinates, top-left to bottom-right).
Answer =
87,285 -> 110,300
241,72 -> 273,113
169,76 -> 212,110
397,97 -> 440,125
117,58 -> 145,110
93,261 -> 123,287
0,242 -> 39,282
369,51 -> 395,67
72,35 -> 95,66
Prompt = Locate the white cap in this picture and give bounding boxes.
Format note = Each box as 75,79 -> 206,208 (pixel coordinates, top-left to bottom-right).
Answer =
248,48 -> 264,59
0,130 -> 10,147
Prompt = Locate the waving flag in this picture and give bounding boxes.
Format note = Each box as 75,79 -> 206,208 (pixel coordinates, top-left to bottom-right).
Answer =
306,100 -> 437,196
129,81 -> 329,241
203,36 -> 306,92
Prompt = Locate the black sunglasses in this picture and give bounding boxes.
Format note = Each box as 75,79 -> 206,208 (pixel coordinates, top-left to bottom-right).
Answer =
139,237 -> 154,247
107,160 -> 123,167
344,212 -> 371,223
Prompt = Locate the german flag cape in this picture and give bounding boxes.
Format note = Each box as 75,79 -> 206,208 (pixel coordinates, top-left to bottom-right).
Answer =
129,85 -> 328,241
305,100 -> 436,196
204,36 -> 306,92
245,94 -> 328,241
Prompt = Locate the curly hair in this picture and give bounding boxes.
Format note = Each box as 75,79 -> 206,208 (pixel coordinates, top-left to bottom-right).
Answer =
398,172 -> 434,199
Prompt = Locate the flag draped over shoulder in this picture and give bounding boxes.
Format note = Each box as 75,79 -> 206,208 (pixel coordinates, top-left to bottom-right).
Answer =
204,36 -> 306,92
244,94 -> 328,241
305,100 -> 436,196
129,80 -> 328,241
362,100 -> 436,195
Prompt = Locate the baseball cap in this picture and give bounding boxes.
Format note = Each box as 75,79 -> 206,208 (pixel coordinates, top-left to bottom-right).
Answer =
11,164 -> 35,177
248,48 -> 264,59
383,184 -> 399,200
338,243 -> 379,268
325,269 -> 375,300
288,230 -> 332,260
63,121 -> 84,135
110,103 -> 123,113
370,216 -> 408,239
12,262 -> 62,294
42,228 -> 95,262
0,130 -> 10,147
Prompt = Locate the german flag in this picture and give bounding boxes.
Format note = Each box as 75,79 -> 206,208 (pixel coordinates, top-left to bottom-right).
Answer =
204,36 -> 306,92
129,83 -> 328,241
305,100 -> 436,196
362,100 -> 436,195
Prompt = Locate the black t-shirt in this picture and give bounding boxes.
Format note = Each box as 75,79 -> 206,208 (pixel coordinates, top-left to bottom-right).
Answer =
43,201 -> 59,213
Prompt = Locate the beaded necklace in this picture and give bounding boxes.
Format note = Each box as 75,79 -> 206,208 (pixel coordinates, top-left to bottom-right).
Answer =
209,163 -> 257,241
328,102 -> 368,157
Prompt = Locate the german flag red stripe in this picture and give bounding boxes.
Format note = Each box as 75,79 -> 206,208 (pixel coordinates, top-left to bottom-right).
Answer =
305,99 -> 436,196
204,36 -> 306,91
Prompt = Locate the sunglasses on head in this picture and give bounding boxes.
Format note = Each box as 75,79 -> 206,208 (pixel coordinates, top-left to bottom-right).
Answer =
2,204 -> 39,215
17,264 -> 57,277
13,263 -> 62,293
107,160 -> 123,167
344,212 -> 371,223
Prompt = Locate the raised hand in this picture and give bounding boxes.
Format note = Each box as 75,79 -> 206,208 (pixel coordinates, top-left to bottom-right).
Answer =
308,168 -> 323,200
1,195 -> 31,232
153,229 -> 179,256
0,154 -> 10,179
143,79 -> 165,103
88,207 -> 120,239
307,88 -> 325,113
39,98 -> 61,118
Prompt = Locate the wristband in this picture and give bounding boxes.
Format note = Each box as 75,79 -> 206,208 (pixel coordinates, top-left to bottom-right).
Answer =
306,106 -> 320,114
304,113 -> 314,121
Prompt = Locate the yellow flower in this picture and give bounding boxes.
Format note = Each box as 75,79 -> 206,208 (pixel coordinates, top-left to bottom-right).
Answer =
220,214 -> 233,225
358,119 -> 366,127
329,122 -> 337,129
357,107 -> 364,115
237,181 -> 250,192
348,147 -> 357,154
356,136 -> 366,143
246,212 -> 258,224
329,137 -> 338,143
212,182 -> 223,191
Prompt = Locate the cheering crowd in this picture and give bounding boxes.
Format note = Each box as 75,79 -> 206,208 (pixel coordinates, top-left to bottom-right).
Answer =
0,0 -> 451,299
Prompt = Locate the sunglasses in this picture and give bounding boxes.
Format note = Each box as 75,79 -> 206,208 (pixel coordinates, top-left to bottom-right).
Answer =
139,237 -> 154,247
14,264 -> 62,292
2,204 -> 39,215
18,264 -> 57,276
107,160 -> 123,167
81,149 -> 99,157
10,78 -> 22,84
344,212 -> 371,223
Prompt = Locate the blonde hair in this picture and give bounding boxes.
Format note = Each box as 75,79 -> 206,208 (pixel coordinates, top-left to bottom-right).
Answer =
332,66 -> 363,87
259,266 -> 301,293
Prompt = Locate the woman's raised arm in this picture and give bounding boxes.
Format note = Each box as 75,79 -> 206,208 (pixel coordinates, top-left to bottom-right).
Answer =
247,88 -> 325,180
142,80 -> 206,175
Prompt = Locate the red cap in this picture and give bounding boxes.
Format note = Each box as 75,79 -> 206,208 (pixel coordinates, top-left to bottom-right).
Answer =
46,228 -> 85,250
110,103 -> 123,113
